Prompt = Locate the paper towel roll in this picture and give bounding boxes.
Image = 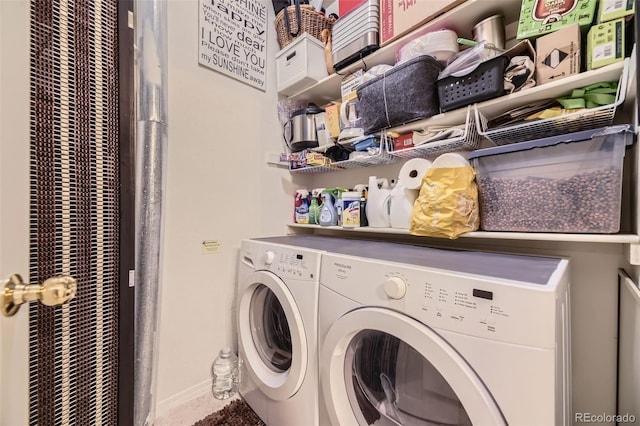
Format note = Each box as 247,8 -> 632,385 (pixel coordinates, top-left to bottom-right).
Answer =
397,158 -> 432,190
432,152 -> 470,168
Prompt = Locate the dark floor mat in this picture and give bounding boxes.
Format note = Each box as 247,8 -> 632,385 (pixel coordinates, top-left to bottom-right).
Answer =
193,398 -> 266,426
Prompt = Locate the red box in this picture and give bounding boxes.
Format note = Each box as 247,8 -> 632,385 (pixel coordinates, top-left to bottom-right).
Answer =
394,133 -> 414,151
339,0 -> 366,16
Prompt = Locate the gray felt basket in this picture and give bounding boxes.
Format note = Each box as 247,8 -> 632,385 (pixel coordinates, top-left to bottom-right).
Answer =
356,55 -> 443,134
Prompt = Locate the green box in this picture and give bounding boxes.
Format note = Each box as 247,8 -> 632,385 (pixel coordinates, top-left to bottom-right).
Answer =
586,18 -> 625,69
516,0 -> 597,40
598,0 -> 635,23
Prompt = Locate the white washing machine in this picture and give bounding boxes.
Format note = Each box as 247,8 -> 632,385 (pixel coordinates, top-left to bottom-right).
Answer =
236,236 -> 352,426
318,241 -> 571,426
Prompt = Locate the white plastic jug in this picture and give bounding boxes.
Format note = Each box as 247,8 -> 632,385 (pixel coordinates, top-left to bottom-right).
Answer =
389,183 -> 418,229
366,176 -> 391,228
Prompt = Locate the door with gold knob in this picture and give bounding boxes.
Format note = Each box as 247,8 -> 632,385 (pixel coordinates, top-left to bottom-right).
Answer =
2,274 -> 78,318
0,1 -> 129,424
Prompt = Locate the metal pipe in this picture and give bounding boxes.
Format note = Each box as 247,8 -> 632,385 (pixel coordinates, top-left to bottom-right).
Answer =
134,0 -> 168,425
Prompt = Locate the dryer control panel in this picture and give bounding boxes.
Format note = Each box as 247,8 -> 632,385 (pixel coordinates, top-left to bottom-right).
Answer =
255,247 -> 322,282
321,253 -> 569,348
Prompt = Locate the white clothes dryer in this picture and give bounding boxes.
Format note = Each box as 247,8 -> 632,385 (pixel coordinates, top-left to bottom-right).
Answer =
317,241 -> 571,426
236,236 -> 351,426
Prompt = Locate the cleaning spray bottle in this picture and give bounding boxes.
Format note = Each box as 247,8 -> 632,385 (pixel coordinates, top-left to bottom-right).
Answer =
331,187 -> 348,226
318,189 -> 338,226
294,189 -> 310,224
309,188 -> 324,225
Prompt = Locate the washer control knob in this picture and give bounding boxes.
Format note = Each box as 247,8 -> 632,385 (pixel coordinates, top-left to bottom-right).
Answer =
384,277 -> 407,300
263,251 -> 275,265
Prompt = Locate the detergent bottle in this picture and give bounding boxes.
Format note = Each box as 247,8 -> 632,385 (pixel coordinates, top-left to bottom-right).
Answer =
389,183 -> 418,229
359,190 -> 368,227
318,191 -> 338,226
366,176 -> 391,228
294,189 -> 310,224
308,188 -> 323,225
353,184 -> 368,227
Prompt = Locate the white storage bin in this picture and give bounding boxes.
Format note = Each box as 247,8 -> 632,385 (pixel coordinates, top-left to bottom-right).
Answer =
276,33 -> 328,96
468,125 -> 634,234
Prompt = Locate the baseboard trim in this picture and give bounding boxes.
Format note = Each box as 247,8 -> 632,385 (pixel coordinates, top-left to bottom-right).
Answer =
154,379 -> 238,426
156,379 -> 211,416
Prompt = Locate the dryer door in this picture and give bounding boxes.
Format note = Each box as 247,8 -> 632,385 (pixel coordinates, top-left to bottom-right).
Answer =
321,307 -> 506,426
238,270 -> 307,401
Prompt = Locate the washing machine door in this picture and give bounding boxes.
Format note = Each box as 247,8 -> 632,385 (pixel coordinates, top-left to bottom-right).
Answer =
321,307 -> 506,426
238,270 -> 307,401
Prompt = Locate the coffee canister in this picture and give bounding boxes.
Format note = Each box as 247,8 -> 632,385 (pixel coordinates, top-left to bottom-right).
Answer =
472,15 -> 505,49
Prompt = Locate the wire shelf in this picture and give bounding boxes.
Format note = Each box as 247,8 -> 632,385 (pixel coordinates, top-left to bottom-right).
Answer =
389,107 -> 481,160
475,58 -> 630,146
289,138 -> 397,174
289,163 -> 344,173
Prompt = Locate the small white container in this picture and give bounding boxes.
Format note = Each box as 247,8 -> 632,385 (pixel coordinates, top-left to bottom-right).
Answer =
276,33 -> 328,96
397,29 -> 459,65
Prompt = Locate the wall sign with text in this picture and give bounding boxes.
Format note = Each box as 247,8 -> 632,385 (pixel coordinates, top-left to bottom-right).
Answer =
199,0 -> 267,91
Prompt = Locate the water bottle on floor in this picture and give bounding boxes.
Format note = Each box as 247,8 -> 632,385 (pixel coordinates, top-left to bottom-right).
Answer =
212,347 -> 238,400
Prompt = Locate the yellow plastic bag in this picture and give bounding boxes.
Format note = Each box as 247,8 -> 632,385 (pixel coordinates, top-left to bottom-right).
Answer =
409,166 -> 479,239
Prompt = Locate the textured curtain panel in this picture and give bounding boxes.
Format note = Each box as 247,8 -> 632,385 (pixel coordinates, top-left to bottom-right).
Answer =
29,0 -> 120,425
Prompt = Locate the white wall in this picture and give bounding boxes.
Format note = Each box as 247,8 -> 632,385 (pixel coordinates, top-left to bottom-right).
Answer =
0,1 -> 31,425
156,0 -> 291,411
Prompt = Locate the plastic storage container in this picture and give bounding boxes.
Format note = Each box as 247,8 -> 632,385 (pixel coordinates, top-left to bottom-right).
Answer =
356,55 -> 443,133
468,125 -> 634,233
211,347 -> 239,400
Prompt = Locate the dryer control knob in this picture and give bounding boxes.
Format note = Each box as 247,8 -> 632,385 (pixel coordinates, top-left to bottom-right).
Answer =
263,251 -> 275,265
384,277 -> 407,300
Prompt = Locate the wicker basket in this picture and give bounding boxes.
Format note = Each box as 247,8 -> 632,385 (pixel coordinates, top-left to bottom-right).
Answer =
275,4 -> 335,49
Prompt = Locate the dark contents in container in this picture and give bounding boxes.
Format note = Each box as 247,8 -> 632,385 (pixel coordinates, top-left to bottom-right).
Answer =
477,169 -> 621,233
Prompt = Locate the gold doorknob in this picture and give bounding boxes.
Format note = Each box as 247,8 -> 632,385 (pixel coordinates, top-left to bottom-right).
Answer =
2,274 -> 77,317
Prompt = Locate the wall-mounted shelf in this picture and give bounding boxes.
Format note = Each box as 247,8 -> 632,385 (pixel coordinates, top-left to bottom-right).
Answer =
288,223 -> 640,244
280,2 -> 637,245
267,161 -> 290,168
286,0 -> 522,103
389,106 -> 480,159
387,60 -> 627,134
282,59 -> 629,171
286,47 -> 626,140
289,139 -> 397,174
